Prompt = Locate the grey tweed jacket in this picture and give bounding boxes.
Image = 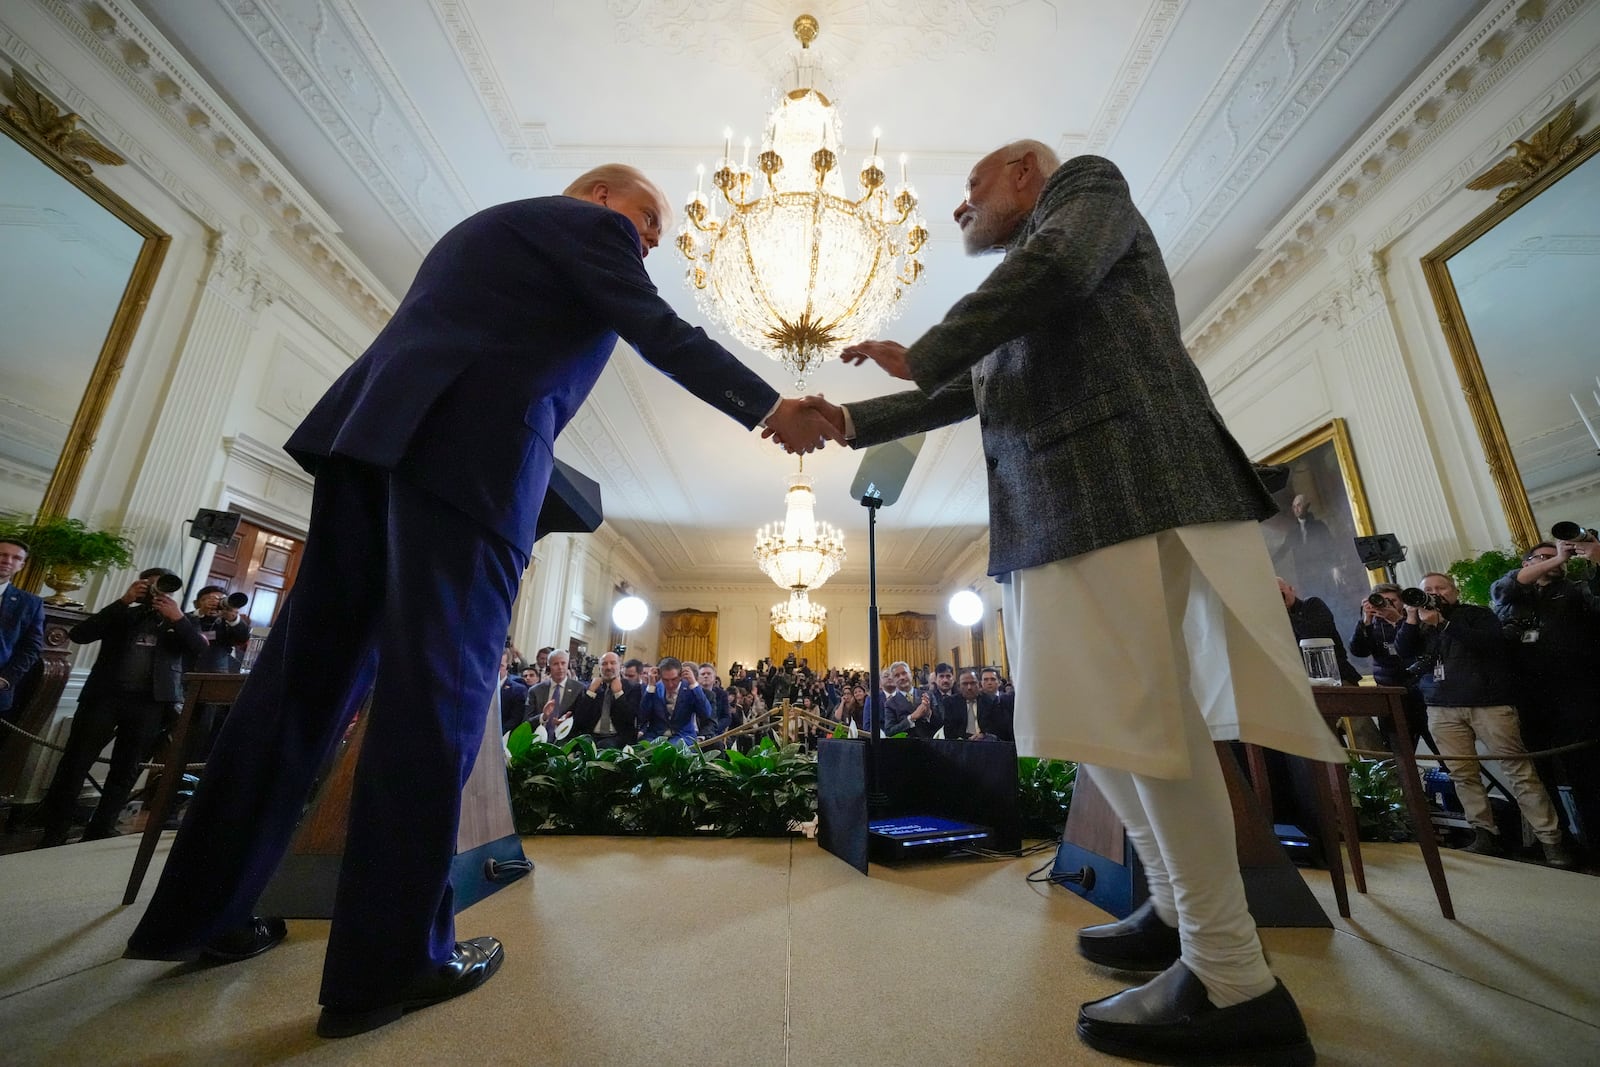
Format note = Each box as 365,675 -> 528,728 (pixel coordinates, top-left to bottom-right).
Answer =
847,154 -> 1275,576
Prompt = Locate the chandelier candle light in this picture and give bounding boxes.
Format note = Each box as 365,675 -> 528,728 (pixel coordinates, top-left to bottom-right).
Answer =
754,462 -> 846,592
772,588 -> 828,645
676,14 -> 928,389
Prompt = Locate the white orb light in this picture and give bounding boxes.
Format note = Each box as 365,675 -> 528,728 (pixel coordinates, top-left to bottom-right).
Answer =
612,595 -> 649,633
948,590 -> 984,627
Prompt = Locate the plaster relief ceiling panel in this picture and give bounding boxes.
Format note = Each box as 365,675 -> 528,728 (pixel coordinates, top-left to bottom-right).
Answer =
106,0 -> 1506,588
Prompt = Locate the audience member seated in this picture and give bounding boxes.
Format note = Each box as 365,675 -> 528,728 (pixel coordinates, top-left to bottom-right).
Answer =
639,657 -> 710,749
569,650 -> 639,749
0,537 -> 45,726
697,663 -> 731,748
944,669 -> 1014,742
528,650 -> 583,740
885,661 -> 942,739
930,661 -> 956,703
1492,539 -> 1600,852
1347,583 -> 1431,750
832,683 -> 867,730
497,652 -> 529,735
36,568 -> 209,847
1396,571 -> 1573,867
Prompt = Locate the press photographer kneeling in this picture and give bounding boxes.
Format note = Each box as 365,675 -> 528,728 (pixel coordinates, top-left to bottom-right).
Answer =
1491,534 -> 1600,855
1394,573 -> 1573,867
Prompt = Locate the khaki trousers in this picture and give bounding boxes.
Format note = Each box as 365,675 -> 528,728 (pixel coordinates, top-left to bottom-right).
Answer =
1428,704 -> 1561,843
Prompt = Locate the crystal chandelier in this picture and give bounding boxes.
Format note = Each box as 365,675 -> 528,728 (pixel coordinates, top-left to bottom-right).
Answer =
772,589 -> 827,645
753,463 -> 845,591
675,14 -> 928,390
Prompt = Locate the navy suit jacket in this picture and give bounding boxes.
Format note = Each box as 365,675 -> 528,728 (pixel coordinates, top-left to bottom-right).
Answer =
285,196 -> 781,552
0,583 -> 45,714
639,681 -> 712,744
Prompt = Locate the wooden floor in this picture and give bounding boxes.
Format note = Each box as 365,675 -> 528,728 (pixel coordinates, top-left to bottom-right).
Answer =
0,834 -> 1597,1065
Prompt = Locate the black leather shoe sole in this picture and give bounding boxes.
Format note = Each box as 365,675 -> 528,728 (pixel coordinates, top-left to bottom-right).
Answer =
317,936 -> 504,1039
1076,1023 -> 1316,1067
200,918 -> 289,962
1079,938 -> 1182,972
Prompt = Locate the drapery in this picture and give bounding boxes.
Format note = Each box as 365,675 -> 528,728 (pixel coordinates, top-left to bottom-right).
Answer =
879,611 -> 937,673
657,609 -> 718,665
770,627 -> 827,671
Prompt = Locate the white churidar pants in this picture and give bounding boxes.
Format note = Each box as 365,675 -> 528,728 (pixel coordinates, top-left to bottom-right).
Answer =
1002,521 -> 1344,1006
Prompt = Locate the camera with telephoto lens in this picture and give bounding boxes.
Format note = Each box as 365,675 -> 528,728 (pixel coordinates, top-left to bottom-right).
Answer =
225,591 -> 249,610
1399,587 -> 1448,613
150,573 -> 182,596
1551,521 -> 1597,542
1367,592 -> 1390,608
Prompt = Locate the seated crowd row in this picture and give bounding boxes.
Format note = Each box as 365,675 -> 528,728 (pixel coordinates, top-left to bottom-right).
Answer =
496,651 -> 1018,751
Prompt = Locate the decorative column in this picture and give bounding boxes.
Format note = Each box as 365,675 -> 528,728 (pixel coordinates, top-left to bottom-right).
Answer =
1319,251 -> 1461,576
118,230 -> 274,579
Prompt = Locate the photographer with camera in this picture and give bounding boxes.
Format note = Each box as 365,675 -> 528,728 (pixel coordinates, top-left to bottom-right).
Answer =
1394,572 -> 1572,866
185,586 -> 251,674
36,568 -> 209,847
1491,537 -> 1600,853
1348,584 -> 1432,750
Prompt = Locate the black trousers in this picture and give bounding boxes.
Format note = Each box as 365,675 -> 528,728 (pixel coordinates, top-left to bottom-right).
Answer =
39,692 -> 169,842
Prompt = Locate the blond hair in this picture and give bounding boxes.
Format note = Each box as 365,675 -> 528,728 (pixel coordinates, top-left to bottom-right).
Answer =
563,164 -> 664,204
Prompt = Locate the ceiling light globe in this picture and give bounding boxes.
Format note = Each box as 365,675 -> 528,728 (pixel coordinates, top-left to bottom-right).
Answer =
612,595 -> 649,632
948,590 -> 984,627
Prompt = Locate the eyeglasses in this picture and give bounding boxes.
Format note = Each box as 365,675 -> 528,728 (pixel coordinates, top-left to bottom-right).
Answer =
963,158 -> 1024,201
1527,553 -> 1557,562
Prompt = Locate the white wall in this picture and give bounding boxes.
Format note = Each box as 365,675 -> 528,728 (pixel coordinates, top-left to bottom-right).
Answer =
1186,0 -> 1600,586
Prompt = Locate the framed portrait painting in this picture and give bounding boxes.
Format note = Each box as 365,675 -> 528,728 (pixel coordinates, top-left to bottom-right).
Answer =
1259,419 -> 1376,669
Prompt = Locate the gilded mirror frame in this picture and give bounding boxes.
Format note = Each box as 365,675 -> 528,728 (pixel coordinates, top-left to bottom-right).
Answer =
0,72 -> 169,524
1421,105 -> 1600,550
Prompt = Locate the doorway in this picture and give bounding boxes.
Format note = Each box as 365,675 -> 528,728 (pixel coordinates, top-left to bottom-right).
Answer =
206,517 -> 304,626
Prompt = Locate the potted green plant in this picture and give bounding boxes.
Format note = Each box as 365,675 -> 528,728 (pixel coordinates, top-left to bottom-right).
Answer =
0,513 -> 136,606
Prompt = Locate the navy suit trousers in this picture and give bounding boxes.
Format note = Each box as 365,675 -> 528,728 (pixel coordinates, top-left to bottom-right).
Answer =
127,458 -> 527,1010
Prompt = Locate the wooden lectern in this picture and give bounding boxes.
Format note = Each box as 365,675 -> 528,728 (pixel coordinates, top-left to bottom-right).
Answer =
256,689 -> 529,917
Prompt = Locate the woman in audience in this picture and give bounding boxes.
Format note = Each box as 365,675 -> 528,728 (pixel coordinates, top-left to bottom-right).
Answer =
833,684 -> 867,729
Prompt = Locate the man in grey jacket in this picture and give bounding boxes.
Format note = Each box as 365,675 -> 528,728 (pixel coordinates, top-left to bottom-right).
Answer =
797,140 -> 1343,1066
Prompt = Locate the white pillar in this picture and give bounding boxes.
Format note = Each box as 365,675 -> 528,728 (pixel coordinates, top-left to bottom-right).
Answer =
1320,251 -> 1460,579
118,231 -> 273,579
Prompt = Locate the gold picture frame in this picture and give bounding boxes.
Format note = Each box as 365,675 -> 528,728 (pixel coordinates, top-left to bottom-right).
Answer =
1420,101 -> 1600,550
1260,418 -> 1377,662
1,69 -> 169,526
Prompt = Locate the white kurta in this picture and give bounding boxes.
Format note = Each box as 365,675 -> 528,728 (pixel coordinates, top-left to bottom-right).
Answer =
1002,520 -> 1346,778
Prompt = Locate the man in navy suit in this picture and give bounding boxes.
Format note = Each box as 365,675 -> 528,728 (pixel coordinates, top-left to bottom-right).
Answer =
638,657 -> 711,748
0,538 -> 45,723
124,164 -> 839,1038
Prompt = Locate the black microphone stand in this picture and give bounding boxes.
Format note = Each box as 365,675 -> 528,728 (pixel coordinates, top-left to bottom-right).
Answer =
862,488 -> 887,817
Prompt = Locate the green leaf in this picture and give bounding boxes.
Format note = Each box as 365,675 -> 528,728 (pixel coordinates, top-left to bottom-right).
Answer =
506,721 -> 535,760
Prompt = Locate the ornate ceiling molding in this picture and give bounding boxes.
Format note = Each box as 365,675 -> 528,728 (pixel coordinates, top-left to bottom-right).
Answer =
20,0 -> 395,333
605,0 -> 1040,79
1153,0 -> 1406,272
1084,0 -> 1186,155
220,0 -> 475,253
1186,0 -> 1585,362
430,0 -> 527,156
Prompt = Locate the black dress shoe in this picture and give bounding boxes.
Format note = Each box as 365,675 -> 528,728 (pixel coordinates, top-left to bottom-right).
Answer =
200,917 -> 289,962
1077,961 -> 1315,1066
317,936 -> 504,1039
1079,899 -> 1182,972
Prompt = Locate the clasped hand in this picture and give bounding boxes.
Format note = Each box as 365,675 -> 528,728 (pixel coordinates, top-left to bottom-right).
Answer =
761,396 -> 848,455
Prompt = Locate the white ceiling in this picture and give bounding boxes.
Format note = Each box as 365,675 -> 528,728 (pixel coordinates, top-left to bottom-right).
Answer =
132,0 -> 1488,587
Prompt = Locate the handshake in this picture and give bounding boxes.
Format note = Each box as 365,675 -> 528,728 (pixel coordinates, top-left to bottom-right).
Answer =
759,340 -> 912,454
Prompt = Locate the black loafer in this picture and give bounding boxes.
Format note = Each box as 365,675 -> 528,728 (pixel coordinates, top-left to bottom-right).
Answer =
317,936 -> 504,1039
1077,961 -> 1315,1066
1078,899 -> 1182,972
200,917 -> 289,962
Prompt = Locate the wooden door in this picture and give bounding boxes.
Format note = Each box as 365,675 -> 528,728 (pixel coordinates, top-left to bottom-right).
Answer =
207,518 -> 304,626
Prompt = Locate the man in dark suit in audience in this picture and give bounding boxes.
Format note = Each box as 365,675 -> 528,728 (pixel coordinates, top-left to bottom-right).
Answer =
696,663 -> 731,748
945,669 -> 1012,742
124,162 -> 838,1039
0,538 -> 45,724
569,651 -> 638,749
528,650 -> 583,740
497,651 -> 529,736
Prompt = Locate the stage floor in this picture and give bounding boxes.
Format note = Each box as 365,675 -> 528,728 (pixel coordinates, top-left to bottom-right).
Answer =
1,835 -> 1596,1065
